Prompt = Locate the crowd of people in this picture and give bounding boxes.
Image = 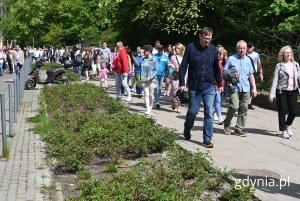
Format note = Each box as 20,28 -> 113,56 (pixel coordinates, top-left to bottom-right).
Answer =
0,26 -> 299,148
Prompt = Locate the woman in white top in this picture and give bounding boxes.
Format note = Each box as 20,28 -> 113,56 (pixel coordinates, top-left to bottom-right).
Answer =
168,43 -> 185,113
269,46 -> 300,139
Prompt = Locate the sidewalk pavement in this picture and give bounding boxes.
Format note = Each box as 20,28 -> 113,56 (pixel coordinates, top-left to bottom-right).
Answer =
0,72 -> 51,201
103,77 -> 300,201
0,73 -> 299,201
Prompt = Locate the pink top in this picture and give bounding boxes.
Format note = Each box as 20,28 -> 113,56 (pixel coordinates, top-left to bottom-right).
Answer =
99,68 -> 109,81
285,62 -> 295,91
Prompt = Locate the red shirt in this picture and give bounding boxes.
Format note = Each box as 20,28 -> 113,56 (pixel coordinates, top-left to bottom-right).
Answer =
113,48 -> 129,74
215,59 -> 225,90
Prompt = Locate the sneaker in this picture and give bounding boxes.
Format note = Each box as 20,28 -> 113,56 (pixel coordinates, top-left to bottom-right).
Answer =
282,130 -> 290,139
214,113 -> 218,121
203,141 -> 214,148
224,124 -> 232,135
248,104 -> 255,110
217,116 -> 224,125
234,128 -> 247,137
115,96 -> 121,100
183,129 -> 191,140
156,104 -> 160,109
286,126 -> 293,137
163,91 -> 167,96
126,97 -> 132,102
145,109 -> 151,115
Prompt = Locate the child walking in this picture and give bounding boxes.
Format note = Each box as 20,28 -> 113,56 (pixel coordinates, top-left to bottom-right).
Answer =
99,65 -> 110,89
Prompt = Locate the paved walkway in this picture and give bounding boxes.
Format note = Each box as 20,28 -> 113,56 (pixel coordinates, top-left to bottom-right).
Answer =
103,77 -> 300,201
0,72 -> 51,201
0,73 -> 299,201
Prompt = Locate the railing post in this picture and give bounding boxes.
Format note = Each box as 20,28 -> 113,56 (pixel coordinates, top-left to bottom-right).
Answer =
16,75 -> 20,111
14,79 -> 18,123
1,93 -> 7,156
8,83 -> 13,135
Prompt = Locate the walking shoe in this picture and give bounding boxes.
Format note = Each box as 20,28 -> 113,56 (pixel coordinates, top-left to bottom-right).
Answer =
224,124 -> 232,135
248,104 -> 255,110
126,97 -> 132,102
156,104 -> 160,109
177,106 -> 182,114
203,141 -> 214,148
145,109 -> 151,115
183,129 -> 191,140
234,128 -> 247,137
286,126 -> 293,137
214,113 -> 218,121
282,130 -> 290,139
217,116 -> 224,125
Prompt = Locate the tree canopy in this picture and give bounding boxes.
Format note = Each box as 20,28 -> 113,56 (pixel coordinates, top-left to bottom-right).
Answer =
0,0 -> 299,54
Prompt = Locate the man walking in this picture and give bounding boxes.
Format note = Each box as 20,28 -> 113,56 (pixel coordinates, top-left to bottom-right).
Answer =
113,41 -> 132,102
100,42 -> 112,71
223,40 -> 257,137
179,27 -> 223,148
153,44 -> 169,109
247,41 -> 263,110
11,45 -> 25,75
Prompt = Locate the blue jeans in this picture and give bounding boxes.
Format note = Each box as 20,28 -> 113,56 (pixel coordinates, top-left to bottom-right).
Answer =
184,85 -> 216,143
115,74 -> 131,98
154,75 -> 164,104
214,90 -> 222,116
0,62 -> 3,76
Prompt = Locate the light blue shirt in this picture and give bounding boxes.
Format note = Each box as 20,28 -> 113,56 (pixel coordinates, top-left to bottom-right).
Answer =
141,57 -> 158,82
224,53 -> 254,92
153,53 -> 169,76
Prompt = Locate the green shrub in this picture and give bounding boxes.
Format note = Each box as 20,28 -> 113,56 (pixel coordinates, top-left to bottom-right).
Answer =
64,69 -> 79,82
77,146 -> 222,201
41,62 -> 64,70
36,83 -> 176,170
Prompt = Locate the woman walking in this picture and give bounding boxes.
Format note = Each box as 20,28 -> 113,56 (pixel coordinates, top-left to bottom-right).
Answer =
168,43 -> 185,113
269,45 -> 300,139
141,45 -> 158,115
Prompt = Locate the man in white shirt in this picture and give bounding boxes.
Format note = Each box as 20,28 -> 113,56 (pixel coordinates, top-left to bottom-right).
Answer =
247,41 -> 263,110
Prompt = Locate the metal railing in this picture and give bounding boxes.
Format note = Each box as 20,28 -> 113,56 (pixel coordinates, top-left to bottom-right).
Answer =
1,57 -> 32,156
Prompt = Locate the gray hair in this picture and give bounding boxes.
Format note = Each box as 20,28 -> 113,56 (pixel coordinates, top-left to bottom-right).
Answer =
278,45 -> 294,62
236,40 -> 247,48
116,42 -> 123,48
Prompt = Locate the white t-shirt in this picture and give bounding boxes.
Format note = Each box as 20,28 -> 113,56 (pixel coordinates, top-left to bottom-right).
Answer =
247,51 -> 261,72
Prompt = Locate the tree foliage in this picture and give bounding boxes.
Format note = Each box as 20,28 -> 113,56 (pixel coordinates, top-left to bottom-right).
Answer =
0,0 -> 299,54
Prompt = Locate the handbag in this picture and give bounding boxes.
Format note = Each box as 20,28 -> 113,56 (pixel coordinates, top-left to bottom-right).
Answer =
296,63 -> 300,95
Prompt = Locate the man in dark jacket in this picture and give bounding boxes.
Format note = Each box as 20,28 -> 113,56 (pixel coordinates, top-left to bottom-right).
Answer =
179,27 -> 223,148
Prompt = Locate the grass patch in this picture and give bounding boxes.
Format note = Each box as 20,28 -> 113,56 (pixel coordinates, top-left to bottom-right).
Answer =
3,143 -> 10,159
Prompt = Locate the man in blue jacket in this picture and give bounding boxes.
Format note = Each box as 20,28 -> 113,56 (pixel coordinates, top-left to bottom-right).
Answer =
179,27 -> 223,148
153,45 -> 169,109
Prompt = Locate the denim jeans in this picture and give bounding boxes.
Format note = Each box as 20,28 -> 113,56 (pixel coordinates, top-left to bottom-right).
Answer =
0,62 -> 3,76
154,75 -> 164,104
214,90 -> 222,116
15,63 -> 22,75
115,74 -> 131,98
184,85 -> 216,143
